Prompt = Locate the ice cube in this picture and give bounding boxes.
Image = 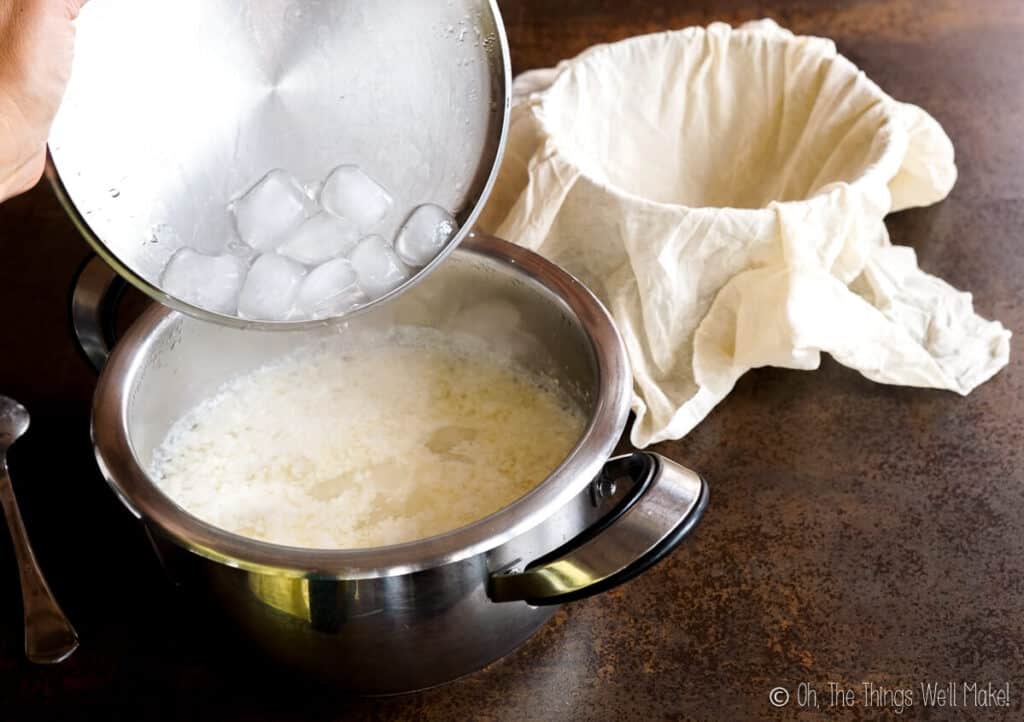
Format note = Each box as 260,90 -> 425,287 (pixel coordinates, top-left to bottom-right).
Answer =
278,213 -> 361,266
295,258 -> 366,319
231,169 -> 316,252
348,235 -> 411,299
237,254 -> 307,321
160,248 -> 248,314
319,165 -> 393,231
395,204 -> 459,267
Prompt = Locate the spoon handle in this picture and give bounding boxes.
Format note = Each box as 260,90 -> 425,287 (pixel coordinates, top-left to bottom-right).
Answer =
0,463 -> 79,663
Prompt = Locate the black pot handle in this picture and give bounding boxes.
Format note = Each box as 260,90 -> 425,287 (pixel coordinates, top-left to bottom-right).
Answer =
488,452 -> 708,606
70,255 -> 127,373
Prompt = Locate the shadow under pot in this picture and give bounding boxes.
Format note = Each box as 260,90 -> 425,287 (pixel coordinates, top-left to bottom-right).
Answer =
72,233 -> 708,695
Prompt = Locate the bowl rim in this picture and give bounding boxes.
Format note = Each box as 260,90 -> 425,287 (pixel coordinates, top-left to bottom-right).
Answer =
91,234 -> 633,579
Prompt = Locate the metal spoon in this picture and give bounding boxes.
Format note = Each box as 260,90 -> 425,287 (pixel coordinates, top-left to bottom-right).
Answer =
0,396 -> 78,664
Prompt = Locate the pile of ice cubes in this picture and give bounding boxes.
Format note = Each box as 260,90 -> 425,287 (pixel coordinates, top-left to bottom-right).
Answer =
159,166 -> 459,321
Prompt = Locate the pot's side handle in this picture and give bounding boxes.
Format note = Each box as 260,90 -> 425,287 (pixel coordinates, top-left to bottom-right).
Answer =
488,453 -> 707,606
70,255 -> 127,373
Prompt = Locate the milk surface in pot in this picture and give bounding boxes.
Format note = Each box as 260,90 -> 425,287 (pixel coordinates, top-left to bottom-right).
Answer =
149,327 -> 586,549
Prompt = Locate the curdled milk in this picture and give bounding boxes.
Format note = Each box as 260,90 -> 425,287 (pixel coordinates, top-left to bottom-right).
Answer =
149,329 -> 587,549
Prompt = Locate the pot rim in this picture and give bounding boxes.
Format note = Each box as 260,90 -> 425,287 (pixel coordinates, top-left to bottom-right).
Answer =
91,234 -> 633,579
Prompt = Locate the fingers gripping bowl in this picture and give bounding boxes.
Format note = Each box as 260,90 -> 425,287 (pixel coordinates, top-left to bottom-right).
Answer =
74,234 -> 707,694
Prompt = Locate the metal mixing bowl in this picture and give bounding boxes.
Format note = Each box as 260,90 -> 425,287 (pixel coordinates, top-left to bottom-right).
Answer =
49,0 -> 510,329
72,234 -> 708,694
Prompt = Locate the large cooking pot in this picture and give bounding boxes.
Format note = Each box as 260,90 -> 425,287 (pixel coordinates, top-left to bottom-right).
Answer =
72,233 -> 707,694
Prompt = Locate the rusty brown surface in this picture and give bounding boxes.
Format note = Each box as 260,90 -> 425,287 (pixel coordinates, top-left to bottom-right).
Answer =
0,1 -> 1022,720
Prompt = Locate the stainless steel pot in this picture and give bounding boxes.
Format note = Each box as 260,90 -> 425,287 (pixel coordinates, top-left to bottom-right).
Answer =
72,233 -> 707,694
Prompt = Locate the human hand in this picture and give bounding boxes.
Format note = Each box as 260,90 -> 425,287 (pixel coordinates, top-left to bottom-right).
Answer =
0,0 -> 86,202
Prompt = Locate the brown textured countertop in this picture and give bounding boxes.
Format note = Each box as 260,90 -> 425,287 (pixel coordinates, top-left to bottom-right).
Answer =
1,1 -> 1022,719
